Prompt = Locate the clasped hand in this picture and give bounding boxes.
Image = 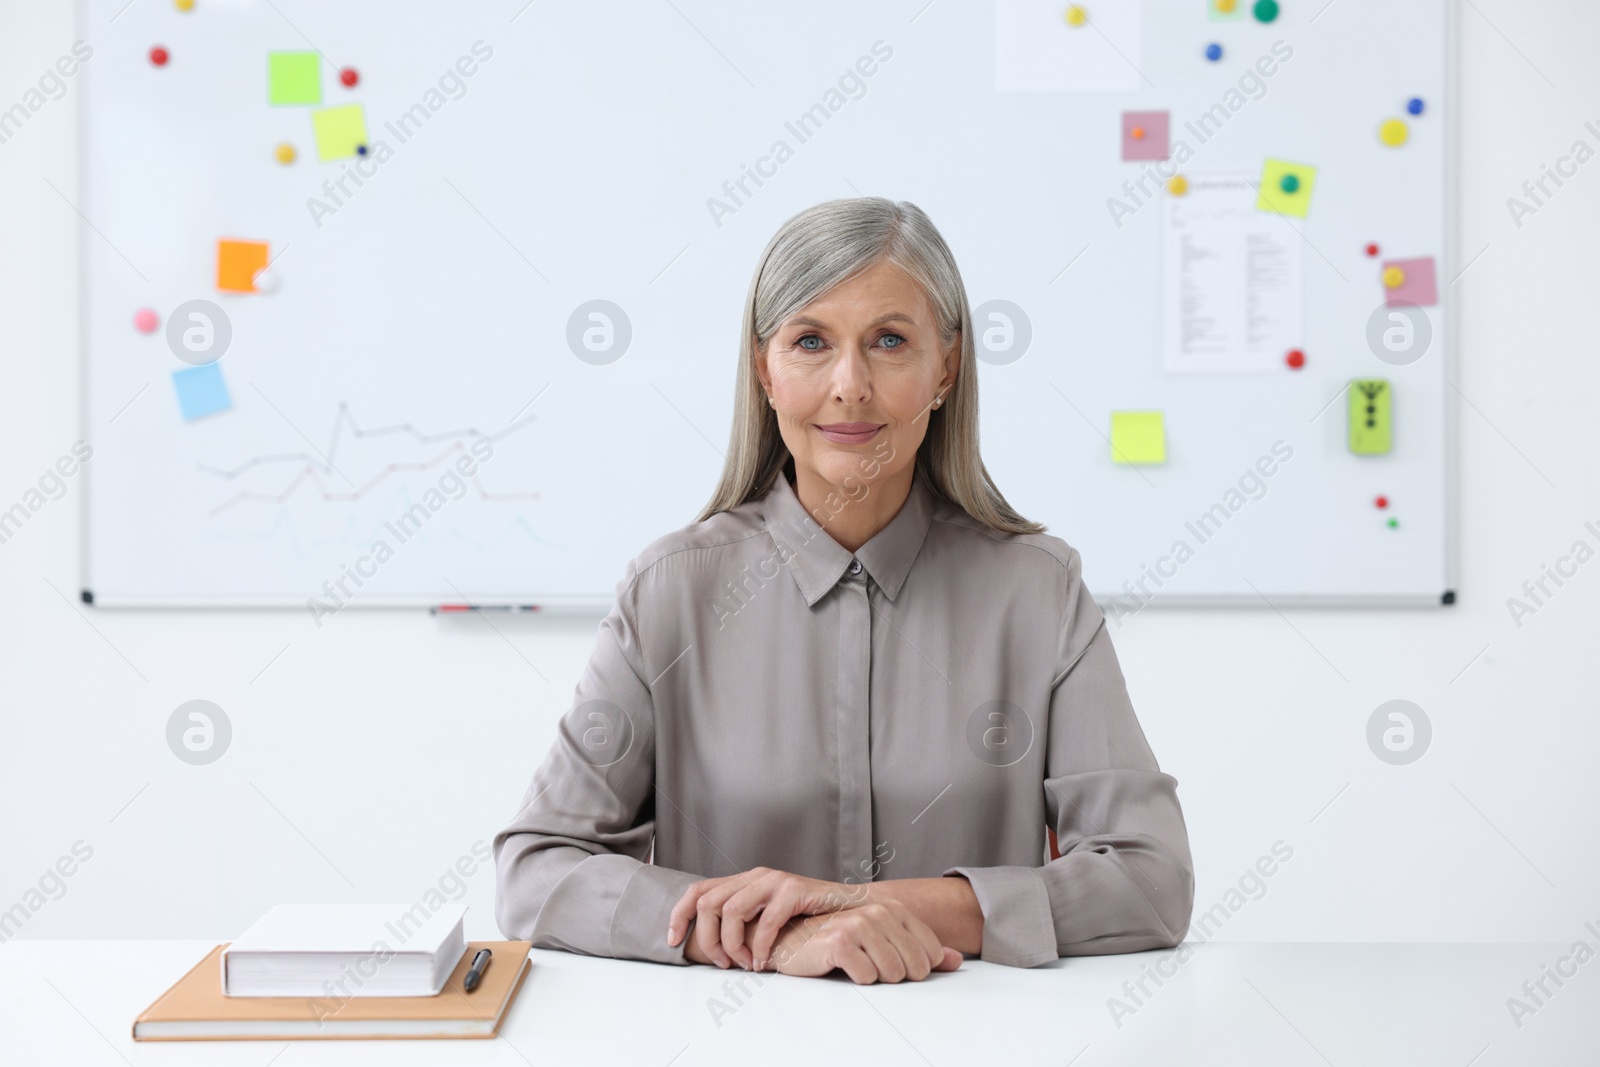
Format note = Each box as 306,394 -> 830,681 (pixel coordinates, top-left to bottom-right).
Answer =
666,867 -> 962,984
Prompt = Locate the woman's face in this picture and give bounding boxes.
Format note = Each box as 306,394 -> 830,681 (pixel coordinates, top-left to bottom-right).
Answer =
757,259 -> 958,493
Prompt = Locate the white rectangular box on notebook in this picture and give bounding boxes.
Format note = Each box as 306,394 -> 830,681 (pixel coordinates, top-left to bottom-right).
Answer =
221,903 -> 467,997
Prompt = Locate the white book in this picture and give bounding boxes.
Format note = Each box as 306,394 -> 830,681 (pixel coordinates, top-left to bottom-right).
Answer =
222,903 -> 467,998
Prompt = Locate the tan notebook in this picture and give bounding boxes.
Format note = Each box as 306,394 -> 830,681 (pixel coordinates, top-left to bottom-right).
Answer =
133,940 -> 531,1041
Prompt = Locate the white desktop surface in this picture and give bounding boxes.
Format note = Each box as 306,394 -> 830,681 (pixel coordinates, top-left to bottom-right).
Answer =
0,941 -> 1592,1064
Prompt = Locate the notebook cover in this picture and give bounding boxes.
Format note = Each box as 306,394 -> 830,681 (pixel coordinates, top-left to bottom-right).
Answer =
133,940 -> 531,1041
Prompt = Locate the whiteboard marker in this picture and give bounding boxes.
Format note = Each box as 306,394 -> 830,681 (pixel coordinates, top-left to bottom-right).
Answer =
431,604 -> 541,615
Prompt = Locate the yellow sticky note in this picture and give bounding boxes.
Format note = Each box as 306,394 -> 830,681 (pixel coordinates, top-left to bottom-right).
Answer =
216,239 -> 270,293
310,104 -> 368,162
1256,157 -> 1318,218
1111,411 -> 1166,465
268,51 -> 321,106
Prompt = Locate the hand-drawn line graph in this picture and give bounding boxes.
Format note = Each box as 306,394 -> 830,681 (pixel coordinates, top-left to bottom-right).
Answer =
197,402 -> 543,517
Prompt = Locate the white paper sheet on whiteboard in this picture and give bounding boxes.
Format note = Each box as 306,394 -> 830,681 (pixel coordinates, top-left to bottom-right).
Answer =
1160,172 -> 1304,374
994,0 -> 1144,93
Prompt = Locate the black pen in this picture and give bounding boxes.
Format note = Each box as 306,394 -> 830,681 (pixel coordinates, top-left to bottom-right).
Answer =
463,948 -> 493,992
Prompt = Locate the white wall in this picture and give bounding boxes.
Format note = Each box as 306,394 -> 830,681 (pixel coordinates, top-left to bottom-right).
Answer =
2,0 -> 1596,946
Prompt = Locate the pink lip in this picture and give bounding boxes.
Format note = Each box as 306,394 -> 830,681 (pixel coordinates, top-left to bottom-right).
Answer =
815,423 -> 883,444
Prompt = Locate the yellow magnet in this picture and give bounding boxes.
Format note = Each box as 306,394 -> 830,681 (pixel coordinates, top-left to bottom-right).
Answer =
1379,118 -> 1409,147
1167,174 -> 1188,196
174,0 -> 195,9
1382,265 -> 1406,289
274,142 -> 296,165
1065,4 -> 1088,26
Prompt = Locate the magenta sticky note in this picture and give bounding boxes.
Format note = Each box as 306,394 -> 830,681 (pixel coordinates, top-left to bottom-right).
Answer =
1383,256 -> 1438,307
1121,110 -> 1170,162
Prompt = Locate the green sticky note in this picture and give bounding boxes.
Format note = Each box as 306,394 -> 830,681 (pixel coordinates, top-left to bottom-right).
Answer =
1256,158 -> 1318,218
1348,379 -> 1392,455
310,104 -> 369,161
1111,411 -> 1167,465
268,51 -> 322,106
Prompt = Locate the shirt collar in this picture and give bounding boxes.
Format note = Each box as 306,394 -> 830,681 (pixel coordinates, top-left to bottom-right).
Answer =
762,464 -> 939,606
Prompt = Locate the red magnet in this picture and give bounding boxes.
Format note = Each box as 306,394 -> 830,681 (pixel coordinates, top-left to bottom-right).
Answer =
340,67 -> 359,87
149,46 -> 170,67
1285,348 -> 1306,369
1375,495 -> 1389,509
1365,243 -> 1380,257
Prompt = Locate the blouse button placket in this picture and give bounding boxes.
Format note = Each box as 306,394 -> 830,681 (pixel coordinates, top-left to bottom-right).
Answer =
834,565 -> 873,884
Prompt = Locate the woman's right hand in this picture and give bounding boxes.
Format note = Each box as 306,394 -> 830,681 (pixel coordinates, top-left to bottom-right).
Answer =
761,900 -> 963,983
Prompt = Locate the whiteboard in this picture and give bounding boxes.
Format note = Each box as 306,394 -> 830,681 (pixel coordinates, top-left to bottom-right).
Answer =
80,0 -> 1457,608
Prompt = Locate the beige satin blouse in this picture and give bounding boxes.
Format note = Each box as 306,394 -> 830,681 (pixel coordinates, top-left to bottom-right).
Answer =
494,463 -> 1194,968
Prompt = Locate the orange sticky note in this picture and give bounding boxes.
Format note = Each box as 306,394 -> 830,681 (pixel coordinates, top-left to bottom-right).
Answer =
216,239 -> 270,293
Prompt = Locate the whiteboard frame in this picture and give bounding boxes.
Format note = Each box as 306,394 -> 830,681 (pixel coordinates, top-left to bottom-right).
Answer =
74,0 -> 1460,612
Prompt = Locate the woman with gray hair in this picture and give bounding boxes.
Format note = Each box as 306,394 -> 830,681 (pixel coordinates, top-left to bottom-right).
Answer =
495,197 -> 1194,984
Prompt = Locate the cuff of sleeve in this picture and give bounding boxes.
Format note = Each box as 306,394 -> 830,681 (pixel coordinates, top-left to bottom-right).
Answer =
943,866 -> 1058,968
613,863 -> 704,966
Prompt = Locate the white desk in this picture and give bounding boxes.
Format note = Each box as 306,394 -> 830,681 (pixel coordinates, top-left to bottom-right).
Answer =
0,941 -> 1593,1065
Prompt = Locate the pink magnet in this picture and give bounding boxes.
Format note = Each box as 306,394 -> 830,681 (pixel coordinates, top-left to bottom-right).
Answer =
1382,256 -> 1438,307
134,307 -> 159,333
1121,110 -> 1171,162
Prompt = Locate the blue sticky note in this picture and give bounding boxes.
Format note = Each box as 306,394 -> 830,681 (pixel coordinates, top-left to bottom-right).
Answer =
172,363 -> 233,421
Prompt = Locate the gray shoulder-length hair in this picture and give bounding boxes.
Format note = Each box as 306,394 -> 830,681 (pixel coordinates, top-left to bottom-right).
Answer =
695,196 -> 1044,536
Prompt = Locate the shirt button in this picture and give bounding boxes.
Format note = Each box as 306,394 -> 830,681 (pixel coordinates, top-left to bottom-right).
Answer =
848,558 -> 863,575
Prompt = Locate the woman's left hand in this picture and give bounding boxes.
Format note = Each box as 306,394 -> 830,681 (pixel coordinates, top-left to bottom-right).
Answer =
667,867 -> 867,971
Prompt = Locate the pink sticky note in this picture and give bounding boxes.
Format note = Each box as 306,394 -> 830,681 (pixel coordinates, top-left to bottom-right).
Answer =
1121,110 -> 1170,162
1383,256 -> 1438,307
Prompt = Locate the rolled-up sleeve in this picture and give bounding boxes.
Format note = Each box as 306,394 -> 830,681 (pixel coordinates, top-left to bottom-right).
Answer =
493,558 -> 702,965
944,548 -> 1195,968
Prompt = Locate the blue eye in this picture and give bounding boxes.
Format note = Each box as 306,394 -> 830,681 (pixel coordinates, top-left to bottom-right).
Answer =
793,331 -> 906,352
